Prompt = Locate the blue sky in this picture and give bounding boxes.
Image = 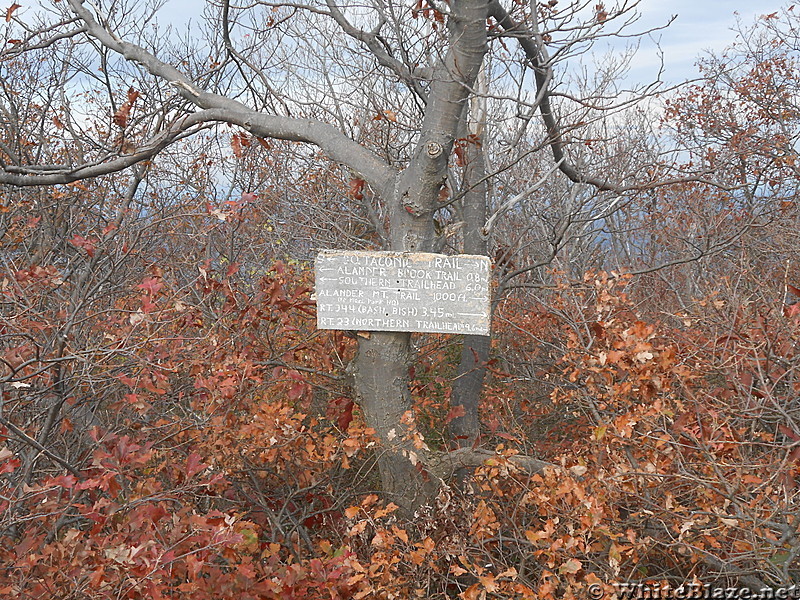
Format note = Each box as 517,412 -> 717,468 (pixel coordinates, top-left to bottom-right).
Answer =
621,0 -> 780,84
155,0 -> 779,86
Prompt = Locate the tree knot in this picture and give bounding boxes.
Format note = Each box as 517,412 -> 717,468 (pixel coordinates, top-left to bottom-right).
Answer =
425,141 -> 443,159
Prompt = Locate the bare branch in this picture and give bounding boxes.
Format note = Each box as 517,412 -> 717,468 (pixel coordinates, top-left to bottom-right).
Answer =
324,0 -> 429,104
0,111 -> 213,186
428,447 -> 555,481
489,0 -> 623,192
0,414 -> 82,478
62,0 -> 396,195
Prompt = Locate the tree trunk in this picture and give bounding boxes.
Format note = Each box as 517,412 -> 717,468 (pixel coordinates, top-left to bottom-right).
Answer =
351,0 -> 489,510
449,78 -> 490,447
449,334 -> 490,446
352,332 -> 437,513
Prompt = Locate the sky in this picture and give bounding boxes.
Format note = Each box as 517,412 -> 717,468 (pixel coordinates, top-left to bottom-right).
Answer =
616,0 -> 780,84
153,0 -> 782,87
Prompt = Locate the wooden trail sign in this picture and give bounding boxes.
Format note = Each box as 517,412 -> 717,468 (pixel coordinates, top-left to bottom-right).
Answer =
314,250 -> 491,336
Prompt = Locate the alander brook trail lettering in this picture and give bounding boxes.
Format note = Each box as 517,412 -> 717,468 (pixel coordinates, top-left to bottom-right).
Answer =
314,250 -> 491,335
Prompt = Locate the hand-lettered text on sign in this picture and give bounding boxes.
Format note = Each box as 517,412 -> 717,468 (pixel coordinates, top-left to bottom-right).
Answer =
314,251 -> 491,336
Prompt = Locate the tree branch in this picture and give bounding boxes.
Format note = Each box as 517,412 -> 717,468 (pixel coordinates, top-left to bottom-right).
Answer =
63,0 -> 396,196
428,447 -> 554,481
488,1 -> 622,192
0,415 -> 81,477
0,111 -> 212,186
324,0 -> 429,104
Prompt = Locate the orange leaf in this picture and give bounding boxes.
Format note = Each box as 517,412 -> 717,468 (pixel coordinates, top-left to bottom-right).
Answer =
444,404 -> 466,424
113,88 -> 140,128
5,3 -> 20,22
392,525 -> 409,543
606,349 -> 625,364
373,110 -> 398,122
595,3 -> 608,22
231,132 -> 251,158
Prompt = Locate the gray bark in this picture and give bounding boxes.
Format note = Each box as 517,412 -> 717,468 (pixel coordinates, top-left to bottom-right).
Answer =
348,0 -> 490,510
449,101 -> 490,447
351,332 -> 437,512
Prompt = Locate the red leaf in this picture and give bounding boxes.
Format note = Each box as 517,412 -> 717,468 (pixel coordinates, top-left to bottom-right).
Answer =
338,398 -> 354,430
286,369 -> 307,401
70,234 -> 96,257
739,371 -> 753,390
49,473 -> 77,489
0,448 -> 19,474
116,374 -> 137,387
288,381 -> 305,401
123,393 -> 140,404
779,424 -> 800,442
185,452 -> 208,479
784,303 -> 800,318
348,178 -> 365,200
137,277 -> 164,295
496,431 -> 522,443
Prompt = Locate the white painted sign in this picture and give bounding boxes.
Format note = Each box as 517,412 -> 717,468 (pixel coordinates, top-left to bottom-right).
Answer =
315,250 -> 490,336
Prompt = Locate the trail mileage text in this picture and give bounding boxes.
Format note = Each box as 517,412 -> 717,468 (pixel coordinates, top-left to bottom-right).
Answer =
314,251 -> 491,335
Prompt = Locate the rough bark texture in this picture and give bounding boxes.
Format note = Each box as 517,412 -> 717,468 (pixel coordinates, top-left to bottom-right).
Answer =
449,335 -> 490,445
